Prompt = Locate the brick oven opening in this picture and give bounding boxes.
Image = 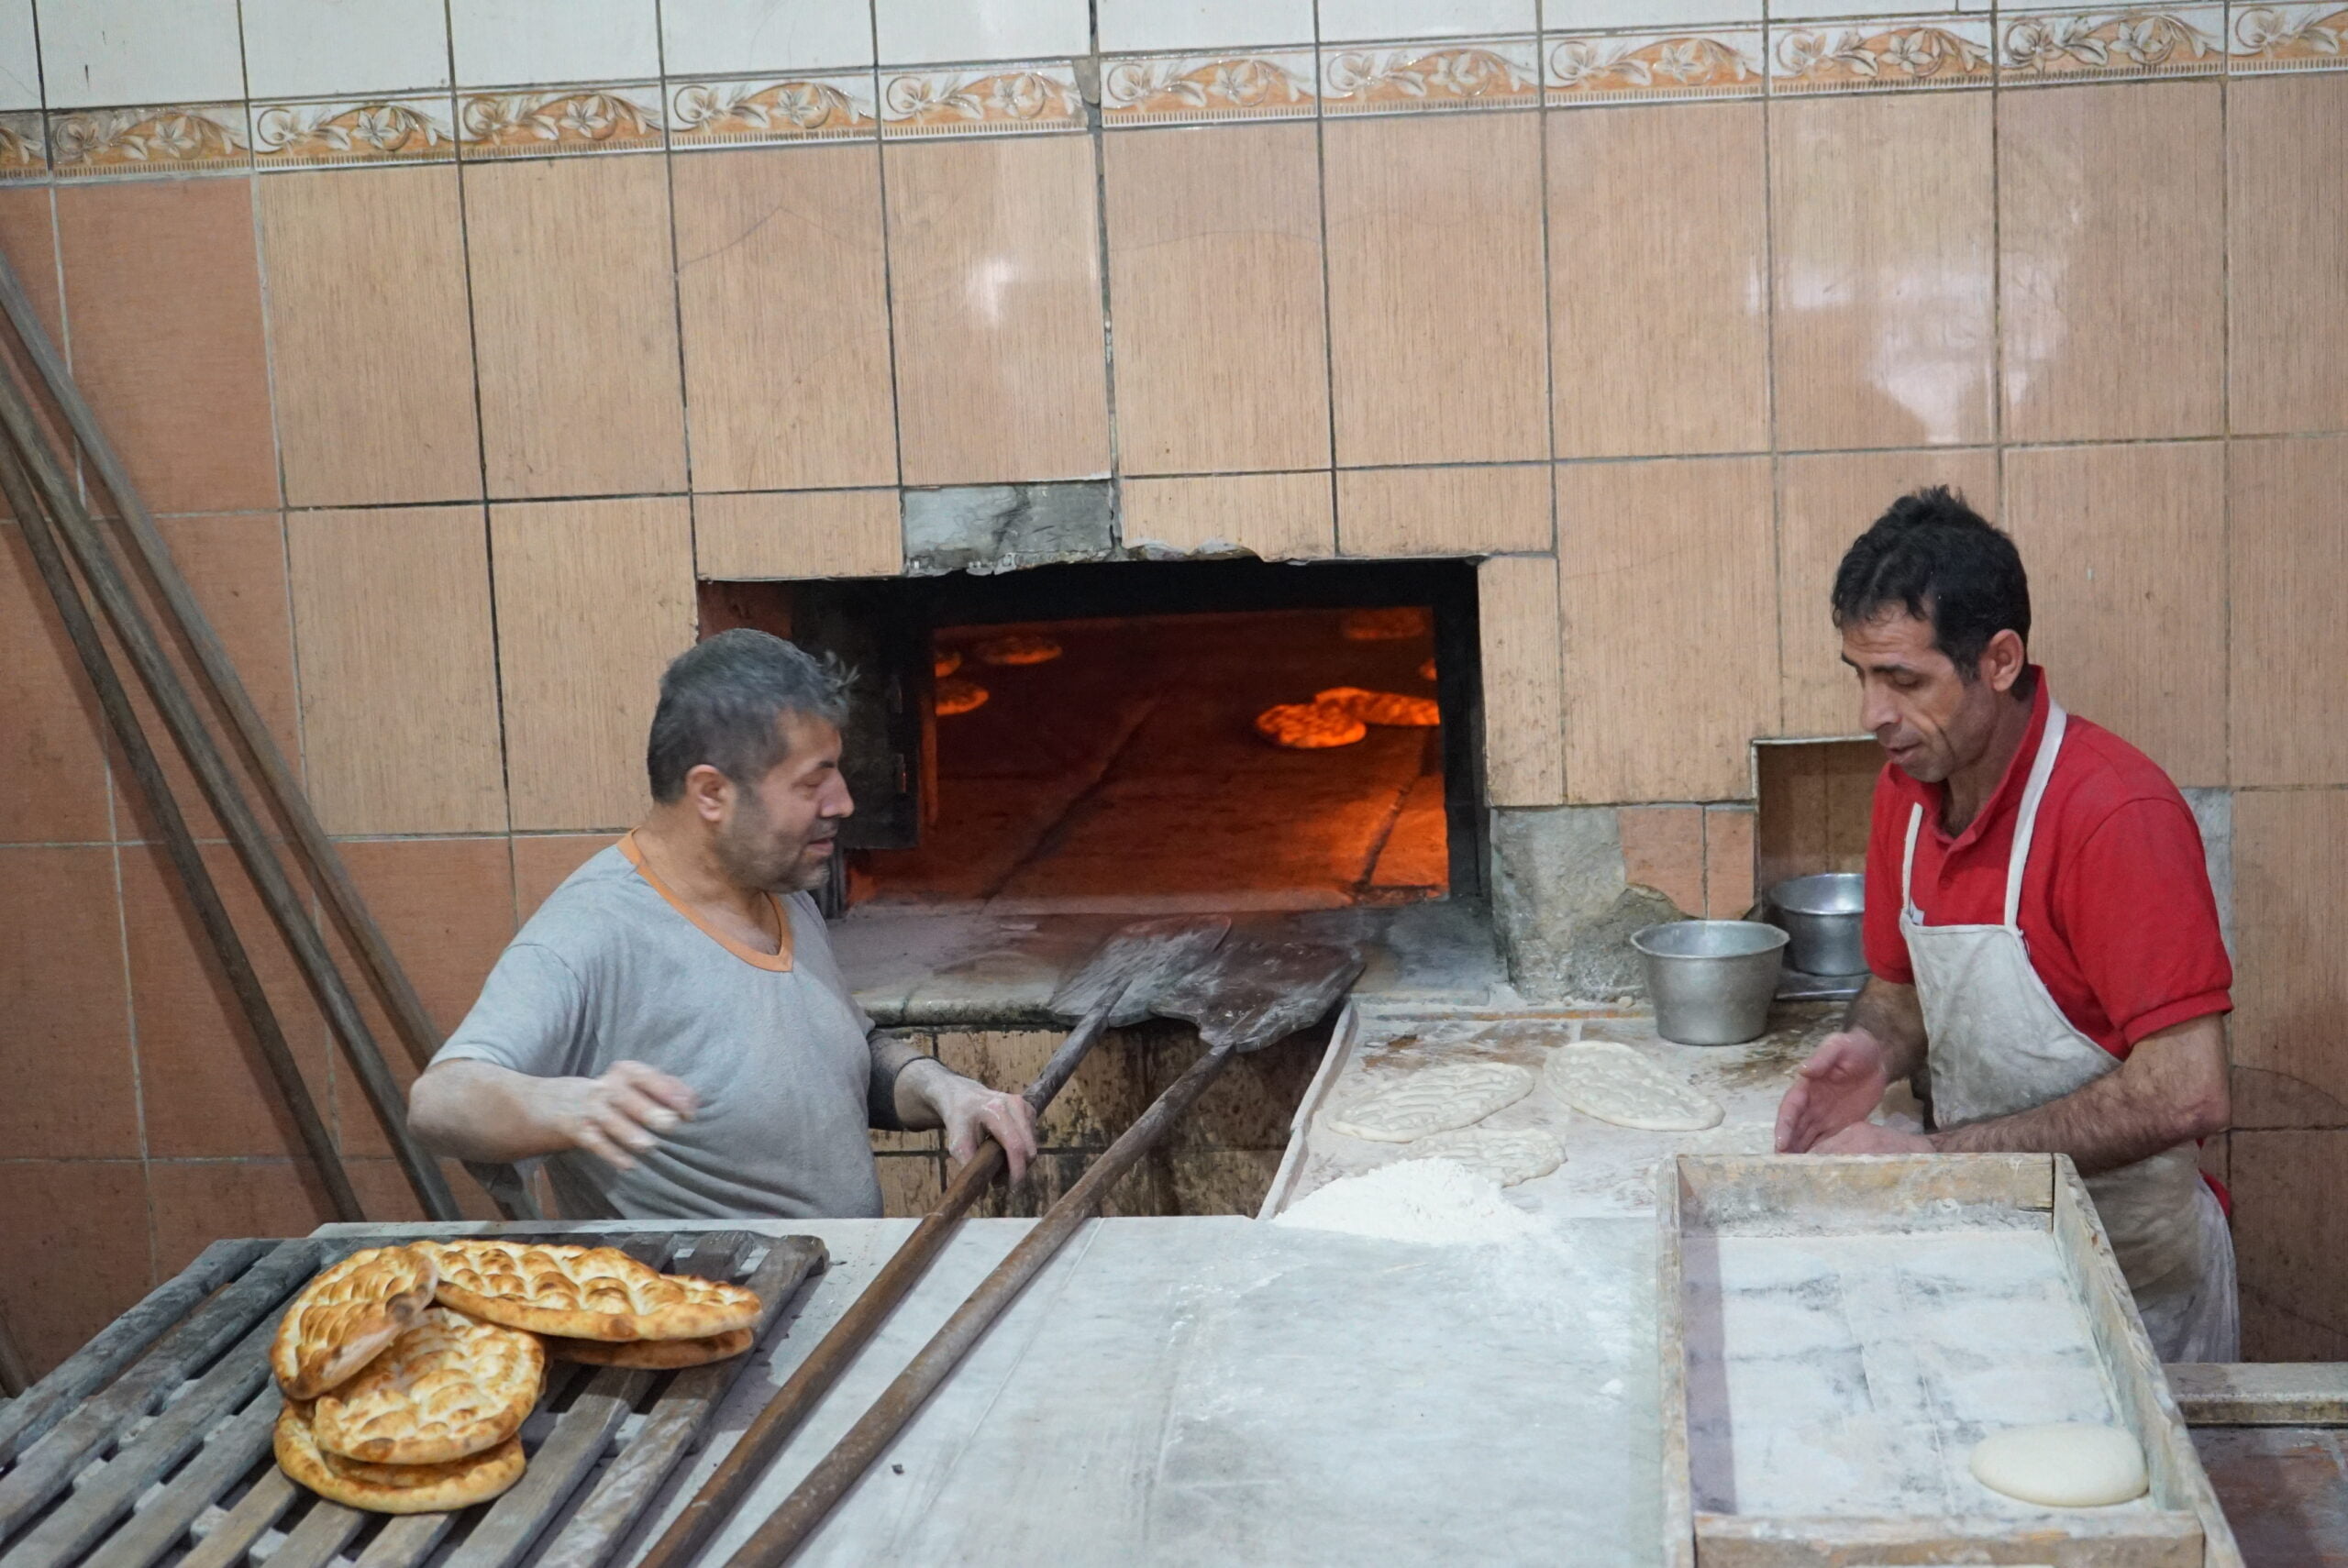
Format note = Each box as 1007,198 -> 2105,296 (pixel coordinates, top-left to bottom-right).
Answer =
700,556 -> 1483,915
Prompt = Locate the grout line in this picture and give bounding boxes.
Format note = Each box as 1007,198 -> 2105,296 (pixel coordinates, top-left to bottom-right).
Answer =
1310,2 -> 1342,543
2217,60 -> 2232,794
1086,0 -> 1122,546
1761,73 -> 1787,741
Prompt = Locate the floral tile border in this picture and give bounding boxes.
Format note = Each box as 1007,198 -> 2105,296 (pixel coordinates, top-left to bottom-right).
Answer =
878,61 -> 1085,138
2230,2 -> 2348,68
1321,37 -> 1543,114
669,72 -> 880,146
50,104 -> 251,177
1768,15 -> 1995,91
251,94 -> 458,169
1099,50 -> 1317,124
457,83 -> 666,159
1997,5 -> 2227,78
0,112 -> 43,181
1544,28 -> 1767,102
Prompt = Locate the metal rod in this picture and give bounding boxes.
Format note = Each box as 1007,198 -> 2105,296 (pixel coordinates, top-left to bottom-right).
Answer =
0,374 -> 460,1221
0,248 -> 533,1220
637,992 -> 1128,1568
0,440 -> 361,1223
725,1040 -> 1240,1568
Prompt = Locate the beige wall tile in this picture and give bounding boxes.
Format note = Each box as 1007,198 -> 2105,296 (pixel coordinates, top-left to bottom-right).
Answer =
2229,76 -> 2348,437
1999,82 -> 2223,443
1559,457 -> 1774,803
259,166 -> 481,508
464,156 -> 686,499
287,506 -> 506,834
2232,435 -> 2348,787
1103,123 -> 1330,476
673,144 -> 897,491
2002,442 -> 2225,787
1324,112 -> 1546,467
1777,449 -> 1998,737
1620,804 -> 1703,912
1477,553 -> 1564,807
1548,102 -> 1767,459
1755,738 -> 1881,893
2232,790 -> 2348,1132
693,489 -> 902,580
1770,94 -> 1994,451
1122,472 -> 1334,561
492,498 -> 695,831
1336,464 -> 1549,557
55,179 -> 281,513
885,136 -> 1110,486
1705,806 -> 1755,918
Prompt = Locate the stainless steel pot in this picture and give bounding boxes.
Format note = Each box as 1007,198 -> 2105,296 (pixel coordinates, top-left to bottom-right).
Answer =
1766,872 -> 1867,977
1631,920 -> 1789,1046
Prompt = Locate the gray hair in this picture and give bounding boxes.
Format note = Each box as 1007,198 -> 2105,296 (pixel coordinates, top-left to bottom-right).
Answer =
646,629 -> 853,803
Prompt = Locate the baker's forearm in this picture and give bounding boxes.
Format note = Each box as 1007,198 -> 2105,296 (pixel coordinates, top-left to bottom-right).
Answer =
409,1061 -> 577,1162
892,1055 -> 958,1130
1845,977 -> 1928,1081
1928,1015 -> 2230,1175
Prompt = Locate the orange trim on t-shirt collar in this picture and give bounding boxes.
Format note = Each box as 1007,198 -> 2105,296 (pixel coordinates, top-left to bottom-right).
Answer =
619,832 -> 794,972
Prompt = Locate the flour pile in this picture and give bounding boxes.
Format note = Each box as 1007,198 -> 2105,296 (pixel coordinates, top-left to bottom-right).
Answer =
1272,1158 -> 1541,1246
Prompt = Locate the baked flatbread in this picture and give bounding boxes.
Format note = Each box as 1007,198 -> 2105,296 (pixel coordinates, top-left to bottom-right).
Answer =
1255,701 -> 1366,750
933,649 -> 962,678
1314,686 -> 1440,727
1339,607 -> 1430,642
312,1307 -> 545,1464
271,1245 -> 439,1400
975,633 -> 1061,666
1418,657 -> 1437,681
419,1241 -> 761,1342
542,1327 -> 755,1368
936,677 -> 989,716
276,1399 -> 526,1515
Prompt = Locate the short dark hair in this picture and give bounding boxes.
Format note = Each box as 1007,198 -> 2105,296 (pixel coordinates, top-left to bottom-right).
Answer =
1831,487 -> 2029,679
646,630 -> 853,803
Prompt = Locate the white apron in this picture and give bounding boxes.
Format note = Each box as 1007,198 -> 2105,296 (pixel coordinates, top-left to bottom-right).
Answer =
1900,701 -> 2238,1363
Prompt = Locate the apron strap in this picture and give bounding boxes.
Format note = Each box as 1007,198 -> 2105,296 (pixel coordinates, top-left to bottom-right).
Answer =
2004,701 -> 2069,929
1901,802 -> 1923,918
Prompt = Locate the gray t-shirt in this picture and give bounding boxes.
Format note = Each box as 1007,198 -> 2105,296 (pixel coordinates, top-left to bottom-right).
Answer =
435,840 -> 890,1220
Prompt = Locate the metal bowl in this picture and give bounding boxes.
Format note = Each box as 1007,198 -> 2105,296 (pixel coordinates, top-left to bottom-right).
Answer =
1765,872 -> 1867,978
1631,921 -> 1789,1046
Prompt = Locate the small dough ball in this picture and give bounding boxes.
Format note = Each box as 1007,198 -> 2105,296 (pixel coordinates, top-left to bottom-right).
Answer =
1968,1423 -> 2148,1507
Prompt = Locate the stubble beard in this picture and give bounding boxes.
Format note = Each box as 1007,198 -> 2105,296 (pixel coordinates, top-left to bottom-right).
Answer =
714,794 -> 833,894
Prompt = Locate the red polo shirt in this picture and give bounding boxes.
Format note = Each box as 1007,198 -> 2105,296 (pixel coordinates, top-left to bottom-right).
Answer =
1862,671 -> 2231,1058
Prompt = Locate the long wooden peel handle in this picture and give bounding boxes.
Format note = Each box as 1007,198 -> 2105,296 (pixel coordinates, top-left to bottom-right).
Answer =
725,1041 -> 1239,1568
0,371 -> 460,1221
636,994 -> 1124,1568
0,442 -> 361,1224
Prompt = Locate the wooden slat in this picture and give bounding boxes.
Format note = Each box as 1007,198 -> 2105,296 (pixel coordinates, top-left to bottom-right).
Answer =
0,1239 -> 271,1463
0,1241 -> 326,1536
1656,1161 -> 1694,1568
2166,1363 -> 2348,1427
82,1388 -> 278,1568
1692,1508 -> 2203,1566
6,1301 -> 292,1566
1675,1152 -> 2053,1235
349,1512 -> 455,1568
534,1234 -> 828,1568
254,1499 -> 367,1568
176,1471 -> 300,1568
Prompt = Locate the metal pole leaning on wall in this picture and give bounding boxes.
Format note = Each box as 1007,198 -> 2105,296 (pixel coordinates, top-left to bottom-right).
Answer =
0,373 -> 460,1222
0,441 -> 363,1223
0,249 -> 537,1220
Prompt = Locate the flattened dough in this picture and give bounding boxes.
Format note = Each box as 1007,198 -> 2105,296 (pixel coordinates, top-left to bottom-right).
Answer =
1968,1423 -> 2148,1507
1545,1040 -> 1722,1132
1405,1127 -> 1564,1187
1329,1063 -> 1534,1143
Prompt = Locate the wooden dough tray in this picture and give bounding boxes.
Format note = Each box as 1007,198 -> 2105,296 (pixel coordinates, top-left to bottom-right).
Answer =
1657,1154 -> 2242,1568
0,1226 -> 825,1568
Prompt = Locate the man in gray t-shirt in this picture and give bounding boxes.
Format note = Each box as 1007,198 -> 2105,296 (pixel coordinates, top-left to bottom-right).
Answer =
409,632 -> 1036,1220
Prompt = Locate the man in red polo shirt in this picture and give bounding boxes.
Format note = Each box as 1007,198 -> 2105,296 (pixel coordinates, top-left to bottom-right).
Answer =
1774,488 -> 2235,1361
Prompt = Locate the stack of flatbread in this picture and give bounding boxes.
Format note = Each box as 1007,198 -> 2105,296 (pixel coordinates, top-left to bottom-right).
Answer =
270,1241 -> 761,1514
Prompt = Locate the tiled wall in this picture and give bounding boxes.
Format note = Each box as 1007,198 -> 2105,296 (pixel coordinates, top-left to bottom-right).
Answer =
0,0 -> 2342,1368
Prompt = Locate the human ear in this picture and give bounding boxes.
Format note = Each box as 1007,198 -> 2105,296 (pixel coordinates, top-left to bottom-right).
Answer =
1981,628 -> 2027,695
684,763 -> 732,823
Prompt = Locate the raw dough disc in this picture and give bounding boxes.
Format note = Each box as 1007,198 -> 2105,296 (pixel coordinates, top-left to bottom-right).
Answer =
1968,1423 -> 2148,1507
1405,1127 -> 1564,1187
1545,1040 -> 1723,1132
1329,1063 -> 1535,1143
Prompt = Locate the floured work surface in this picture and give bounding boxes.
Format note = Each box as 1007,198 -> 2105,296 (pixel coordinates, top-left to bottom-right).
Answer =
1664,1154 -> 2238,1568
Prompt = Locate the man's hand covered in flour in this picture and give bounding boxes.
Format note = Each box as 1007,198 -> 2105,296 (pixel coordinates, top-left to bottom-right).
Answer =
1775,1030 -> 1896,1154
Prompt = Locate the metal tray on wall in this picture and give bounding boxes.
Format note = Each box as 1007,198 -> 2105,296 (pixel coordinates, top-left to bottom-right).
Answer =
1657,1154 -> 2242,1568
0,1227 -> 825,1568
